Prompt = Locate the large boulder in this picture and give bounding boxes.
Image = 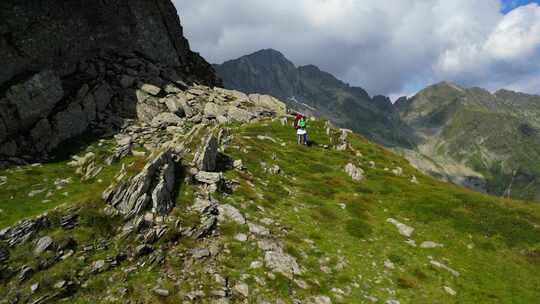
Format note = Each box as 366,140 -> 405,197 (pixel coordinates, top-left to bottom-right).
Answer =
214,88 -> 250,102
386,218 -> 414,237
194,171 -> 224,185
204,102 -> 227,119
227,107 -> 254,123
136,90 -> 166,123
151,113 -> 184,128
33,236 -> 55,256
163,94 -> 187,117
344,163 -> 364,181
217,204 -> 246,224
249,94 -> 287,115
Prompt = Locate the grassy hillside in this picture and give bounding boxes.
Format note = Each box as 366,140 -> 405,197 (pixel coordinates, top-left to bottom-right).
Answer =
1,118 -> 540,303
0,139 -> 145,229
442,109 -> 540,199
400,82 -> 540,202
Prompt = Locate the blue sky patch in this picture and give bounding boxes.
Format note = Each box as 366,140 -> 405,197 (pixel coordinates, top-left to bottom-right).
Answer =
501,0 -> 540,13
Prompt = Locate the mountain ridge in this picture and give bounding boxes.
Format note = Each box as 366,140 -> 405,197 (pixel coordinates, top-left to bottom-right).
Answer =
398,81 -> 540,201
215,49 -> 540,202
214,48 -> 416,148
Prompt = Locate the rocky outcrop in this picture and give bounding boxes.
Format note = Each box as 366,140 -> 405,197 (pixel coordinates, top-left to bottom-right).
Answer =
0,215 -> 50,247
108,134 -> 133,164
69,152 -> 103,181
248,94 -> 287,115
33,236 -> 55,256
345,163 -> 364,181
0,0 -> 220,165
194,133 -> 219,172
336,129 -> 352,151
103,149 -> 177,218
0,246 -> 9,264
386,218 -> 414,237
217,204 -> 246,225
257,239 -> 302,279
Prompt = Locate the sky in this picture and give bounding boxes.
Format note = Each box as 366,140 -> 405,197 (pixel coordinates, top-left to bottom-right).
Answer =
174,0 -> 540,99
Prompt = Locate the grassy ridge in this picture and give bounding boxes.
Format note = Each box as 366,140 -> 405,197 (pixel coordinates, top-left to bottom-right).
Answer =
1,118 -> 539,303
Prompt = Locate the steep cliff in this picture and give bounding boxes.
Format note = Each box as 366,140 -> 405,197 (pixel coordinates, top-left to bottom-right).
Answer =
0,0 -> 220,166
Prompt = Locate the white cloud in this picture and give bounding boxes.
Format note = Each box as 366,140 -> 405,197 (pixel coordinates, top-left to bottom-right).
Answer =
486,4 -> 540,60
174,0 -> 540,96
434,3 -> 540,91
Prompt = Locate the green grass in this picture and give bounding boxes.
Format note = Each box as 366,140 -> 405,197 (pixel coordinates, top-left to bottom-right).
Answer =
2,117 -> 540,303
218,118 -> 540,303
0,140 -> 144,229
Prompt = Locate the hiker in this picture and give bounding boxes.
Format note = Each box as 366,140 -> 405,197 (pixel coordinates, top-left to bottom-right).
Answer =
296,115 -> 308,145
293,113 -> 303,129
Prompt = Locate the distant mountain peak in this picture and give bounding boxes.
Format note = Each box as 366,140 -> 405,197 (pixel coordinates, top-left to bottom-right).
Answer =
235,48 -> 293,65
435,81 -> 466,92
413,81 -> 467,98
298,64 -> 321,72
214,49 -> 416,148
249,48 -> 286,57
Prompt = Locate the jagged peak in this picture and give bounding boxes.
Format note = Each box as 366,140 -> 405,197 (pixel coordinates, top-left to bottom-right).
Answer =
220,48 -> 294,67
410,81 -> 467,100
494,88 -> 538,98
298,64 -> 321,72
432,81 -> 466,93
249,48 -> 287,58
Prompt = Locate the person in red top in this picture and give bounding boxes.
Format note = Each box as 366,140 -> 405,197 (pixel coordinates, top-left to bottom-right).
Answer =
293,113 -> 303,130
293,113 -> 308,145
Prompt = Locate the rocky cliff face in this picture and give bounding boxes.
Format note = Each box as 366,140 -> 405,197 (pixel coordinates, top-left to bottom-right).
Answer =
0,0 -> 220,166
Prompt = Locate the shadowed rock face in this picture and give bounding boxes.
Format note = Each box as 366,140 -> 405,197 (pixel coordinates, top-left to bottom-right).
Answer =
0,0 -> 217,86
0,0 -> 220,165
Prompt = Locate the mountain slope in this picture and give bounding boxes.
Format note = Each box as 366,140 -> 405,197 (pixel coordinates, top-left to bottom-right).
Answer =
214,49 -> 415,148
2,88 -> 540,302
398,82 -> 540,202
2,2 -> 540,303
216,51 -> 540,202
